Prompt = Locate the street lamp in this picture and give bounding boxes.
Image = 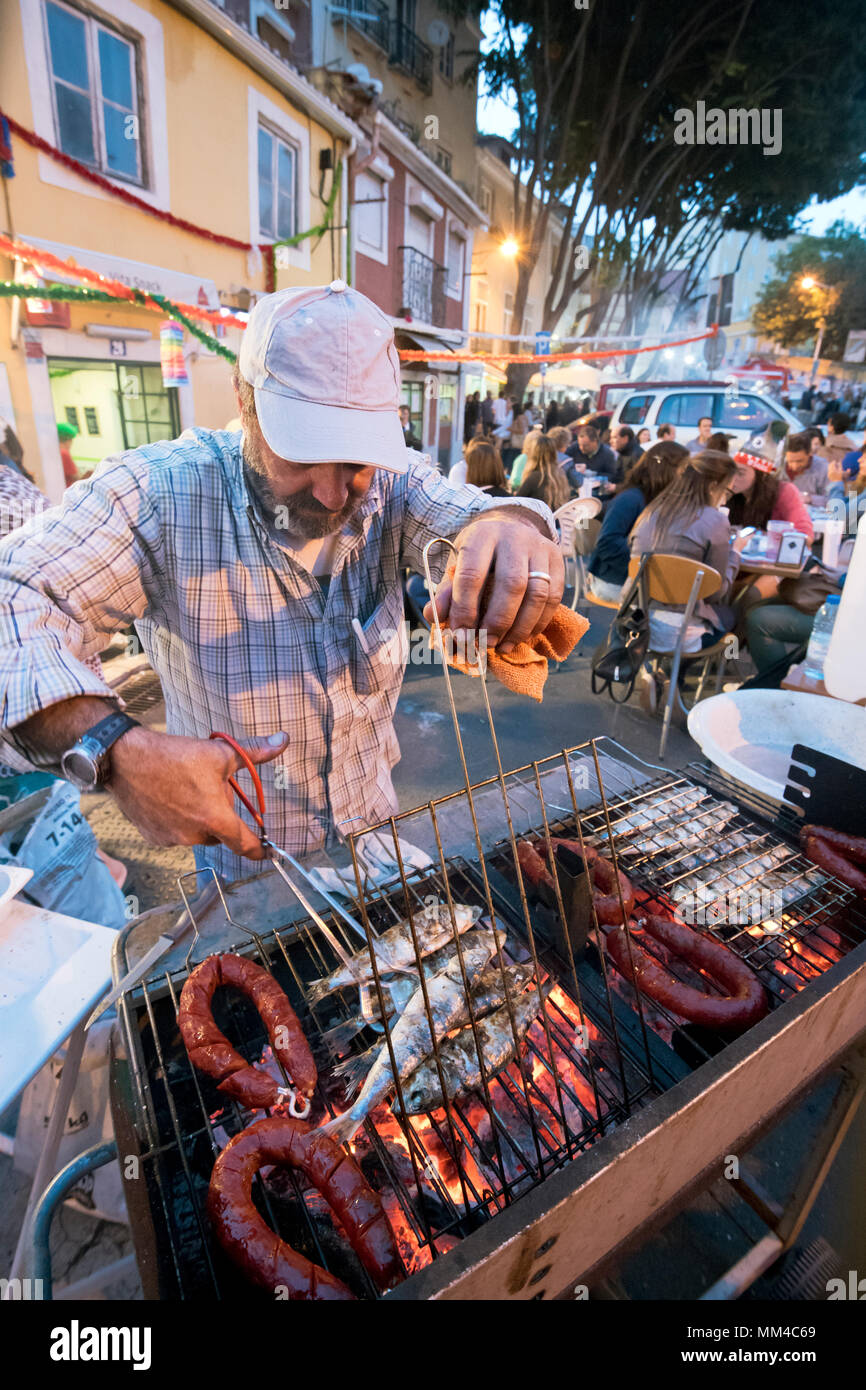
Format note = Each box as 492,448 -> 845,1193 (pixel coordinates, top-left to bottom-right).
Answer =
499,237 -> 519,259
800,275 -> 831,384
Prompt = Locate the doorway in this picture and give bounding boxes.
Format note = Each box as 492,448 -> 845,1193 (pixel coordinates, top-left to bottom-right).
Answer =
48,359 -> 181,476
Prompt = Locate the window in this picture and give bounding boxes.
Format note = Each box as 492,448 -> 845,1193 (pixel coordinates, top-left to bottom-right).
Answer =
657,393 -> 716,427
438,31 -> 454,81
116,364 -> 179,448
478,183 -> 493,220
64,405 -> 79,430
258,123 -> 297,240
446,228 -> 465,296
354,170 -> 387,258
84,406 -> 99,434
503,291 -> 514,335
718,394 -> 784,430
521,302 -> 536,340
620,394 -> 653,425
44,0 -> 142,182
474,299 -> 487,332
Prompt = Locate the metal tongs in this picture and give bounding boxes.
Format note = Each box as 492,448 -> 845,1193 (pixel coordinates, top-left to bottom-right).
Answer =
211,732 -> 413,1028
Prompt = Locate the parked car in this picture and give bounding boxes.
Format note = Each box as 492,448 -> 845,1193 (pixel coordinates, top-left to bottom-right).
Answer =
599,381 -> 802,451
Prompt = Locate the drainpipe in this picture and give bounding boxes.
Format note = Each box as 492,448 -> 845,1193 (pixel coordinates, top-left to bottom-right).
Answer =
342,134 -> 356,284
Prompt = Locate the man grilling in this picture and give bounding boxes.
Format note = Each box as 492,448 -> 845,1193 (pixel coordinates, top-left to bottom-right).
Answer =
0,282 -> 563,881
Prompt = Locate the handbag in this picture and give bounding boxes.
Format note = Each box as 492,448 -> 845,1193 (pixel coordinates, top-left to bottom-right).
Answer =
776,558 -> 842,614
590,555 -> 650,702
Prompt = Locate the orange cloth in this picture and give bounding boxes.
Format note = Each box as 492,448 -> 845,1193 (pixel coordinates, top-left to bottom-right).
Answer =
434,605 -> 589,702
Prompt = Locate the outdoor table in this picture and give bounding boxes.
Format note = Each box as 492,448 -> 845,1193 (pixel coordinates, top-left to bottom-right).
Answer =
1,885 -> 116,1287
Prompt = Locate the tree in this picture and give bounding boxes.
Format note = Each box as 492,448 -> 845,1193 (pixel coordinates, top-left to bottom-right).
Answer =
752,223 -> 866,359
445,0 -> 866,393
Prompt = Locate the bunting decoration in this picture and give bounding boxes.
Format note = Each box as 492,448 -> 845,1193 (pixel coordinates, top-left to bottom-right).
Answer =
160,320 -> 189,386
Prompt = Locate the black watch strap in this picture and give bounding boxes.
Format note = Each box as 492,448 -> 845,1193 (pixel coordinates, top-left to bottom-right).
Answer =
86,710 -> 141,783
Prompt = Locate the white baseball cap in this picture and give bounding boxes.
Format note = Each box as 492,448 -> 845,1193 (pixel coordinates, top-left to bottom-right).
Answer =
238,280 -> 407,473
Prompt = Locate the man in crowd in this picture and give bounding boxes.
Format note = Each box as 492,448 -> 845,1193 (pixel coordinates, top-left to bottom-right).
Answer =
784,431 -> 829,501
657,423 -> 675,441
0,282 -> 562,882
565,422 -> 620,488
481,390 -> 495,435
685,416 -> 713,454
463,390 -> 481,444
610,424 -> 642,468
818,412 -> 857,471
399,404 -> 422,450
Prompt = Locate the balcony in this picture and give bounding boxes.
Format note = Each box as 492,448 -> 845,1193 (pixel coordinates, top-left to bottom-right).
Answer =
398,246 -> 446,326
332,0 -> 389,52
389,19 -> 433,91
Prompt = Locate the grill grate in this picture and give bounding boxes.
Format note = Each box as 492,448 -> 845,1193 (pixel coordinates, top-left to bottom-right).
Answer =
116,735 -> 866,1298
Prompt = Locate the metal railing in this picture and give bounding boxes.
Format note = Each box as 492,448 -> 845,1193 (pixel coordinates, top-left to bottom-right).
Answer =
335,0 -> 389,50
399,246 -> 446,325
389,18 -> 433,90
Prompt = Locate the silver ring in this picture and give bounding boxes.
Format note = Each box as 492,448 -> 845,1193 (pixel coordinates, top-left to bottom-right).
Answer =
527,570 -> 551,582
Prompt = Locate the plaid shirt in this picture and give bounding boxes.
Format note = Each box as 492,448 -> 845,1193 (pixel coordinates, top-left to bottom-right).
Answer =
0,430 -> 552,881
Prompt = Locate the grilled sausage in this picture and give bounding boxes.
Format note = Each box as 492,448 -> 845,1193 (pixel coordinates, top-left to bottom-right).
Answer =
800,824 -> 866,867
207,1116 -> 402,1298
179,954 -> 316,1110
606,913 -> 768,1033
801,833 -> 866,898
516,838 -> 634,925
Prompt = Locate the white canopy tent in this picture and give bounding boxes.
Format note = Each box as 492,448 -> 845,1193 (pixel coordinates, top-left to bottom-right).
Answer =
527,362 -> 600,393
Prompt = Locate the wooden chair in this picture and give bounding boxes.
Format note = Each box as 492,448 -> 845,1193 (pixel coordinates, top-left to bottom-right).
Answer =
627,553 -> 734,758
553,497 -> 602,608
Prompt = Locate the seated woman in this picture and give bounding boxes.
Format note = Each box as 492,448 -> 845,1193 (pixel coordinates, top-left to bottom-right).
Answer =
586,441 -> 687,602
547,426 -> 574,472
516,433 -> 570,511
630,450 -> 740,644
465,438 -> 511,497
726,440 -> 814,607
728,441 -> 814,540
509,427 -> 543,490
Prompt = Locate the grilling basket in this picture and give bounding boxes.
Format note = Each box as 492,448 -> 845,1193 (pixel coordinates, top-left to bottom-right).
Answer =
100,540 -> 866,1301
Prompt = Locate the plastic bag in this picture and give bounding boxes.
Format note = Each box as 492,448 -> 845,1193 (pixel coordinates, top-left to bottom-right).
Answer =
14,1019 -> 127,1225
0,779 -> 127,928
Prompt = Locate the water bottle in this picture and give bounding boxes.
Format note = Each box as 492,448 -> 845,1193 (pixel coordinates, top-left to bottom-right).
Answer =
824,509 -> 866,700
803,595 -> 841,682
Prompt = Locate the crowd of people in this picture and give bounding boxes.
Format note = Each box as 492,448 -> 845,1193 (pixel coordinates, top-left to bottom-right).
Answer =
449,390 -> 863,695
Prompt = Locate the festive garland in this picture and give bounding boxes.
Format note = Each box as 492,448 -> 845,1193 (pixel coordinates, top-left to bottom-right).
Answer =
0,281 -> 235,360
398,326 -> 720,364
0,232 -> 248,331
2,112 -> 346,295
1,109 -> 261,254
265,161 -> 343,293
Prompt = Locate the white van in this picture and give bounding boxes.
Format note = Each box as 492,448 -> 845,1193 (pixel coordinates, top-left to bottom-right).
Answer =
603,381 -> 802,450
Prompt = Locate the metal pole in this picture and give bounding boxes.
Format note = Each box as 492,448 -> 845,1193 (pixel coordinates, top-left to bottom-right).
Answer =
810,316 -> 826,385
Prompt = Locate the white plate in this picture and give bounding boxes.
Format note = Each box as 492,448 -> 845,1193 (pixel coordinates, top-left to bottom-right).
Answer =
687,690 -> 866,802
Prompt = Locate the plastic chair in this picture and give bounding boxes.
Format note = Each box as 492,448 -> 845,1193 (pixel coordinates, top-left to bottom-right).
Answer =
627,552 -> 733,758
554,497 -> 602,608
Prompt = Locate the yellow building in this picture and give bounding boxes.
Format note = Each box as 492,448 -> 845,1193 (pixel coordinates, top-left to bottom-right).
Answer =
1,0 -> 362,498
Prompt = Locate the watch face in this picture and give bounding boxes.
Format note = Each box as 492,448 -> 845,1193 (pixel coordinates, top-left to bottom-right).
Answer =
62,748 -> 98,789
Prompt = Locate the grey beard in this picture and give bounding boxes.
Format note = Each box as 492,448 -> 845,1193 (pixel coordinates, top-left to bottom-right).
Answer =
242,436 -> 360,539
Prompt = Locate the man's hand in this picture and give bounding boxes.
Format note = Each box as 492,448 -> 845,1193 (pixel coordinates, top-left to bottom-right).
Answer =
108,725 -> 289,859
422,511 -> 564,654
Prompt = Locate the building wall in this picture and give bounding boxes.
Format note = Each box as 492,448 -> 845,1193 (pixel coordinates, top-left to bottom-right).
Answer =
1,0 -> 350,495
319,1 -> 480,194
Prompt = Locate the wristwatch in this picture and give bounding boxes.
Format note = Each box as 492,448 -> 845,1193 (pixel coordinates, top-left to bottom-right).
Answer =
60,709 -> 142,791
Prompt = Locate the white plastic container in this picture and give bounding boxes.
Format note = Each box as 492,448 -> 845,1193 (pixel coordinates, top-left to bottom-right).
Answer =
824,510 -> 866,702
823,517 -> 844,569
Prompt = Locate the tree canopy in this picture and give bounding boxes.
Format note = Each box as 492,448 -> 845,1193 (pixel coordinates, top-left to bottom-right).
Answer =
445,0 -> 866,362
752,223 -> 866,359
